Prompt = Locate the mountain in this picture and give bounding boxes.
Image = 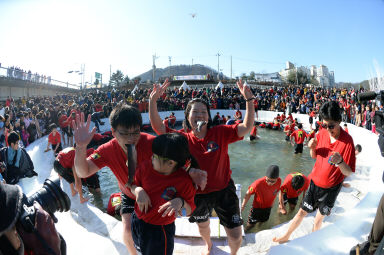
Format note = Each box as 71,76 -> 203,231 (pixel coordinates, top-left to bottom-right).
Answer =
135,64 -> 223,82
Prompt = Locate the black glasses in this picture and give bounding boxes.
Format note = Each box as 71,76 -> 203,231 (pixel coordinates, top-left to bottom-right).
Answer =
321,123 -> 336,130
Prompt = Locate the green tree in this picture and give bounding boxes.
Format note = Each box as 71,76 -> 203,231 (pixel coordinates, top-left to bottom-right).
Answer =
249,71 -> 256,80
287,70 -> 309,85
123,75 -> 130,85
109,70 -> 124,87
241,73 -> 248,80
310,75 -> 319,87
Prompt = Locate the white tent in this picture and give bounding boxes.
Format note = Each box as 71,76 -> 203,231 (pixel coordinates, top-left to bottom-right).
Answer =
131,84 -> 139,95
179,81 -> 190,91
215,81 -> 224,90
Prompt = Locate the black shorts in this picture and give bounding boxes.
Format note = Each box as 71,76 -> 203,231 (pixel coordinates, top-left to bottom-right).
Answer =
283,193 -> 298,206
131,212 -> 175,255
61,126 -> 69,136
250,135 -> 256,141
295,143 -> 304,154
54,160 -> 75,184
248,207 -> 272,224
309,116 -> 313,125
285,135 -> 290,141
301,180 -> 342,216
121,193 -> 135,215
53,160 -> 100,189
188,179 -> 243,228
82,173 -> 100,190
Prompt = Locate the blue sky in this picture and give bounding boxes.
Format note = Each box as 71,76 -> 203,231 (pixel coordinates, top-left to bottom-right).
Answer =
0,0 -> 383,84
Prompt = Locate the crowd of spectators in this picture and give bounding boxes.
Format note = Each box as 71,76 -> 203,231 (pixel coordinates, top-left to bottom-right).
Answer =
0,83 -> 381,150
3,65 -> 52,84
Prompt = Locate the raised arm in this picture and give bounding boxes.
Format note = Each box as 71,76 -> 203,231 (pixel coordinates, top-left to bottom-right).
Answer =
149,79 -> 170,135
236,80 -> 255,137
73,112 -> 99,178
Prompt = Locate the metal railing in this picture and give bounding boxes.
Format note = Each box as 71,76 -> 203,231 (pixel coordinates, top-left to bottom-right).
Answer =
0,66 -> 80,90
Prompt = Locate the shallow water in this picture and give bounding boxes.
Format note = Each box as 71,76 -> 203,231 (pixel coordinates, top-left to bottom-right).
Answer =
87,127 -> 315,233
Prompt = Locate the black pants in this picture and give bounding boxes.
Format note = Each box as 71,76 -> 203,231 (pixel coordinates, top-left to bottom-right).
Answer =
131,212 -> 175,255
368,194 -> 384,254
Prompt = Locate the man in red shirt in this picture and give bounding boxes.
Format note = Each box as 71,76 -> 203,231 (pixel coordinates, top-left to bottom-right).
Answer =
290,123 -> 308,154
74,104 -> 206,255
274,101 -> 356,243
278,172 -> 309,215
241,165 -> 281,232
73,105 -> 154,255
54,147 -> 97,203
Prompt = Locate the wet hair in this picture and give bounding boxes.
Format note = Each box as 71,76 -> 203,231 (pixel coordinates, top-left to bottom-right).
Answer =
319,101 -> 342,122
8,131 -> 20,145
109,104 -> 142,130
291,174 -> 305,190
355,144 -> 362,153
184,98 -> 212,130
297,123 -> 303,129
152,133 -> 199,169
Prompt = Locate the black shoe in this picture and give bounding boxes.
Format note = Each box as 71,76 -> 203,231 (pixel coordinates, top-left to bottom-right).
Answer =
350,241 -> 370,255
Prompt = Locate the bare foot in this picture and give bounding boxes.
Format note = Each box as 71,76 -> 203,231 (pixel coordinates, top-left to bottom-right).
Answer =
273,235 -> 290,244
279,208 -> 287,215
201,241 -> 212,255
342,183 -> 351,188
80,197 -> 89,204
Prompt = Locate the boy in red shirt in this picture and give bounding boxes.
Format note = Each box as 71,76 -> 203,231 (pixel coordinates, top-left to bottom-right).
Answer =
130,133 -> 196,255
278,172 -> 309,215
249,123 -> 258,141
241,165 -> 281,232
290,123 -> 308,154
274,101 -> 356,243
45,124 -> 62,157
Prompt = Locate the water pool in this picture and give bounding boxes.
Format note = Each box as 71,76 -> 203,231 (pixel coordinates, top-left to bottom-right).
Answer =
88,127 -> 315,233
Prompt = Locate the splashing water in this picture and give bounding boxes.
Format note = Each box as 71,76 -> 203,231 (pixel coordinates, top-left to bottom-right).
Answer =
369,60 -> 384,92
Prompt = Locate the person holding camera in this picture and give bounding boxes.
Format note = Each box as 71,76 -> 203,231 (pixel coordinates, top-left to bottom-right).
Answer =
0,179 -> 69,255
0,131 -> 36,184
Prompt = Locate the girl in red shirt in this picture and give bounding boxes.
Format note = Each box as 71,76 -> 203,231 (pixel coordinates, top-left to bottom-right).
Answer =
130,133 -> 197,255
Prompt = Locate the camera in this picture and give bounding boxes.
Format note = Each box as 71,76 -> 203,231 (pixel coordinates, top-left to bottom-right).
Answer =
18,177 -> 71,233
358,90 -> 384,135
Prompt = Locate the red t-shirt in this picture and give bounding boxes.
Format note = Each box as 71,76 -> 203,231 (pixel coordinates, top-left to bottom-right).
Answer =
311,128 -> 356,188
57,147 -> 94,169
88,133 -> 155,198
58,115 -> 68,128
169,115 -> 176,125
166,124 -> 243,194
280,172 -> 309,199
133,160 -> 196,225
307,130 -> 316,139
259,123 -> 266,128
291,129 -> 307,144
248,177 -> 281,209
48,132 -> 61,145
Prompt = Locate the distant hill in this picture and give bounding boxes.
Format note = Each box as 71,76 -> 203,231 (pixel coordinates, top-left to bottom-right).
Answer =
135,64 -> 225,82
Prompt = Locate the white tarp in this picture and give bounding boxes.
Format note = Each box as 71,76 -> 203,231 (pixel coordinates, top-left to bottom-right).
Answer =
179,81 -> 190,91
131,85 -> 139,95
215,81 -> 224,90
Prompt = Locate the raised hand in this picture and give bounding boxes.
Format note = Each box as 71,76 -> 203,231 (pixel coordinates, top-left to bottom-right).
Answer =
149,78 -> 170,102
236,79 -> 253,100
73,112 -> 96,148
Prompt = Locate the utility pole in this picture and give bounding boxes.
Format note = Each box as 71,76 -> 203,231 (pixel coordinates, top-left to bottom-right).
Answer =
152,54 -> 159,83
230,55 -> 232,81
192,58 -> 194,66
216,52 -> 221,80
168,56 -> 172,77
109,64 -> 111,81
